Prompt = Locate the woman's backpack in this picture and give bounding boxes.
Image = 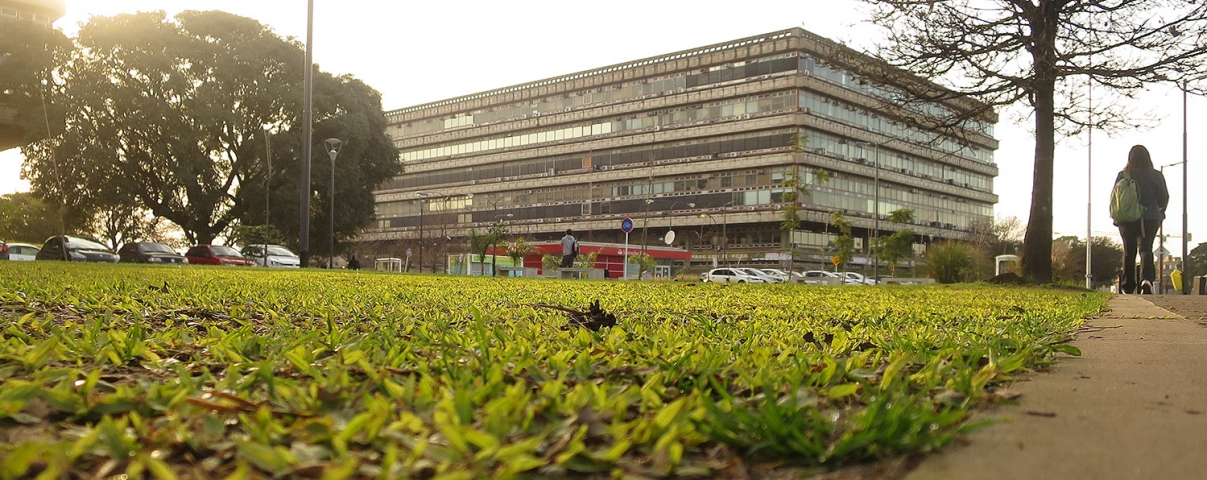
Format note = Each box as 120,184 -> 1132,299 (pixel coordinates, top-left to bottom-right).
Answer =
1110,172 -> 1144,224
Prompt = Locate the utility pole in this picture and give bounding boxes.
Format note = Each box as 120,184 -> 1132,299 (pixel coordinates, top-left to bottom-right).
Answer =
299,0 -> 315,268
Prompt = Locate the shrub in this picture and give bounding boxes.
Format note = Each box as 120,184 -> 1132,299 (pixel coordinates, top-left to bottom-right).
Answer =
926,241 -> 979,283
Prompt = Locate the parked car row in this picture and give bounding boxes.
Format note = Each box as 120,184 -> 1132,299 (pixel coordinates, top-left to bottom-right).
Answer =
1,236 -> 300,268
700,267 -> 885,285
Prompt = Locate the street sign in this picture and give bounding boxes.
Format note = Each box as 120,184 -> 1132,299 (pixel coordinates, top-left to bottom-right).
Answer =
1155,246 -> 1171,257
621,217 -> 634,233
664,230 -> 676,245
406,248 -> 413,258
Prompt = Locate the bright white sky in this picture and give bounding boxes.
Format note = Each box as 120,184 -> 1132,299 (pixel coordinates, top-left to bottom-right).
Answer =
2,0 -> 1202,255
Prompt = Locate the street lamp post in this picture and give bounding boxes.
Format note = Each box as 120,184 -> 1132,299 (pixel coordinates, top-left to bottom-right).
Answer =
299,0 -> 315,268
416,191 -> 428,273
641,198 -> 654,254
666,202 -> 696,243
700,213 -> 718,267
1159,161 -> 1185,293
722,201 -> 734,266
325,138 -> 342,269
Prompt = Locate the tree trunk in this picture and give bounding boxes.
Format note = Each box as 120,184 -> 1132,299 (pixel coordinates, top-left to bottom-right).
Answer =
1021,2 -> 1060,283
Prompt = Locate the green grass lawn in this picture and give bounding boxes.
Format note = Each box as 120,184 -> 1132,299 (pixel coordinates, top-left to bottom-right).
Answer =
0,263 -> 1108,479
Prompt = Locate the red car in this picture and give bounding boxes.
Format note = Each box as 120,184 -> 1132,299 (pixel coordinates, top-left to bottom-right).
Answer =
185,245 -> 254,266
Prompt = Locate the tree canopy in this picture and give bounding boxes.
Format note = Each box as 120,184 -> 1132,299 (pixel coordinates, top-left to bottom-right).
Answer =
0,18 -> 72,147
859,0 -> 1207,282
19,10 -> 400,247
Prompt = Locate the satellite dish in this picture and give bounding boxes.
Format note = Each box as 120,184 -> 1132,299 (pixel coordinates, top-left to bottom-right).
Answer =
664,230 -> 676,245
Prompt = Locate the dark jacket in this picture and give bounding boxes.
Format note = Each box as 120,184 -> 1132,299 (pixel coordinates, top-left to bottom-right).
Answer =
1115,168 -> 1169,221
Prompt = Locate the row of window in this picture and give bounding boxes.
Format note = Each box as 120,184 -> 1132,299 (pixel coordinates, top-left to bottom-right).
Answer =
799,56 -> 995,138
376,165 -> 992,232
380,131 -> 797,192
802,129 -> 993,190
0,8 -> 51,24
397,89 -> 993,174
399,90 -> 799,162
799,91 -> 993,164
397,54 -> 801,138
393,52 -> 993,146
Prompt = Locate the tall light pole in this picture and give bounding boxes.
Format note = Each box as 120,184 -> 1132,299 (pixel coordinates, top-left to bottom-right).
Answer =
1086,77 -> 1094,289
849,140 -> 888,281
641,198 -> 654,254
299,0 -> 315,268
1182,82 -> 1190,294
416,191 -> 428,273
263,126 -> 274,270
700,213 -> 718,267
1159,161 -> 1184,293
325,138 -> 342,269
722,201 -> 733,266
666,202 -> 696,243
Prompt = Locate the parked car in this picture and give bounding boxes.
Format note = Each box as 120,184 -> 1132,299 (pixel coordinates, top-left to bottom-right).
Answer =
241,244 -> 301,268
35,236 -> 119,263
1,242 -> 40,261
839,272 -> 875,285
759,268 -> 791,282
118,242 -> 188,264
702,267 -> 766,283
800,270 -> 844,285
738,267 -> 783,283
185,244 -> 254,266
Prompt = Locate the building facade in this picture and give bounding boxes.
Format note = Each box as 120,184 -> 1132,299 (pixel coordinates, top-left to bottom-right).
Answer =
362,28 -> 998,274
0,0 -> 62,24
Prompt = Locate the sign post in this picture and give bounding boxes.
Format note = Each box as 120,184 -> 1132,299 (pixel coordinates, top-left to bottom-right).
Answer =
621,217 -> 634,279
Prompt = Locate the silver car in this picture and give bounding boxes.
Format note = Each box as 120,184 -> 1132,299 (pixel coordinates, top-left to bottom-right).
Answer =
241,244 -> 301,268
703,268 -> 766,283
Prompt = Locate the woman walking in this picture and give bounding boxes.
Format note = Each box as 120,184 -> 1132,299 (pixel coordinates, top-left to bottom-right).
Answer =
1113,145 -> 1169,294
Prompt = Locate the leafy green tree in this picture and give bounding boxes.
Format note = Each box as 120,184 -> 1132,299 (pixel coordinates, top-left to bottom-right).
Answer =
1185,243 -> 1207,288
1061,236 -> 1123,288
505,238 -> 533,270
20,11 -> 399,247
89,205 -> 164,250
487,221 -> 509,276
0,18 -> 72,146
0,192 -> 87,243
629,253 -> 656,280
574,251 -> 599,270
829,211 -> 854,271
542,254 -> 561,275
873,209 -> 916,275
861,0 -> 1207,282
469,228 -> 493,275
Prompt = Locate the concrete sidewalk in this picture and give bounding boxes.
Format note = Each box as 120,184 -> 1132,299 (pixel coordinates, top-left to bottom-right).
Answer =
905,295 -> 1207,480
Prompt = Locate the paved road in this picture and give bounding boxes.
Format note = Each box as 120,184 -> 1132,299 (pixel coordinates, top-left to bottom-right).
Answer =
905,294 -> 1207,480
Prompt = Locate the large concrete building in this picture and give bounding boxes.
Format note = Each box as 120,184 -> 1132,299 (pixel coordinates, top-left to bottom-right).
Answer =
0,0 -> 66,151
362,27 -> 998,275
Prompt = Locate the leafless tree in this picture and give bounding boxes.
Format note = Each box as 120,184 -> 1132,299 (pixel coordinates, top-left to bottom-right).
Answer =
854,0 -> 1207,282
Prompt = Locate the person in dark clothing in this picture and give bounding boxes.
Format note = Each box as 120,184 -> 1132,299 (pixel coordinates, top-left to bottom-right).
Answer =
560,229 -> 578,268
347,255 -> 361,271
1114,145 -> 1169,294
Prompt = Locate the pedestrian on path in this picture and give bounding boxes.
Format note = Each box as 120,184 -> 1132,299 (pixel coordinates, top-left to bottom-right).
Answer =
560,229 -> 578,268
1113,145 -> 1169,294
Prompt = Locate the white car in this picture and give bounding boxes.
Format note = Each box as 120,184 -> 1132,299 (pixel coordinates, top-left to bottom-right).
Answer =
840,272 -> 876,285
703,268 -> 766,283
1,242 -> 40,261
241,244 -> 301,268
738,268 -> 783,283
759,268 -> 791,282
800,270 -> 845,285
